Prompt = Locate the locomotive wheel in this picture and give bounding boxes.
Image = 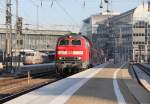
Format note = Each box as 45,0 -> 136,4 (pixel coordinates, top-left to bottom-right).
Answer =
59,68 -> 70,77
72,67 -> 79,74
55,68 -> 60,77
89,64 -> 93,68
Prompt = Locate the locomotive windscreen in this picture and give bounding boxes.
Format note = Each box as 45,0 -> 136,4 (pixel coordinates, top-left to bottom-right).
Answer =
59,39 -> 69,45
72,40 -> 81,45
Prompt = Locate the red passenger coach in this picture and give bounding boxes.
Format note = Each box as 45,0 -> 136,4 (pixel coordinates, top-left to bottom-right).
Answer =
55,34 -> 104,74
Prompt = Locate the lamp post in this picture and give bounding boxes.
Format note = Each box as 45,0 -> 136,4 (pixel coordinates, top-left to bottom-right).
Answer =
5,0 -> 12,71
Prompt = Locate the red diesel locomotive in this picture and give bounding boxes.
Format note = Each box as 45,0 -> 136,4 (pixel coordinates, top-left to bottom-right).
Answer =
55,34 -> 104,74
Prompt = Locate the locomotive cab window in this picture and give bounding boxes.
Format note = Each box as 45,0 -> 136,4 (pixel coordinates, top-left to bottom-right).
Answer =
72,40 -> 81,45
59,39 -> 69,45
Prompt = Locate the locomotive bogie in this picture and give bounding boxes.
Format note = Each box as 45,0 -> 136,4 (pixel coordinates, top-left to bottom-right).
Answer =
55,56 -> 82,74
56,62 -> 82,73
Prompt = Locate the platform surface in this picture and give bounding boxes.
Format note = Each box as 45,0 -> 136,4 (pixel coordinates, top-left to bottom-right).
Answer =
4,63 -> 150,104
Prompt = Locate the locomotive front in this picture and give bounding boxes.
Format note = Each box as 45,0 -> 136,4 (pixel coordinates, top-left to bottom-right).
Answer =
55,35 -> 89,74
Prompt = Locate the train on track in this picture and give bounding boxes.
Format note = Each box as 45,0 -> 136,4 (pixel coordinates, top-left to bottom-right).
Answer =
23,51 -> 47,65
55,33 -> 105,75
23,50 -> 55,65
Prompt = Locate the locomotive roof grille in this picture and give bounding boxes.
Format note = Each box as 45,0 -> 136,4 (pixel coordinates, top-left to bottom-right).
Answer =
58,34 -> 84,39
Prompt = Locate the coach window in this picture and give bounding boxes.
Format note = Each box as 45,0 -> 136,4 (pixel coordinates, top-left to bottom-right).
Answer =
59,39 -> 69,45
72,40 -> 81,45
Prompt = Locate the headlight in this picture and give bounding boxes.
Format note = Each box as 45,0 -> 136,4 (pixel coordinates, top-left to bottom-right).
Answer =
77,57 -> 81,60
59,57 -> 62,60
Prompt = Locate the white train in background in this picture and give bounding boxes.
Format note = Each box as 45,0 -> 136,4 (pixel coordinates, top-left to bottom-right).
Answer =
22,50 -> 50,65
21,50 -> 55,65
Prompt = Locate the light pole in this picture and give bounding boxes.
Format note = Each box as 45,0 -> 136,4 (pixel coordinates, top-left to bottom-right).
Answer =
15,0 -> 23,72
5,0 -> 12,71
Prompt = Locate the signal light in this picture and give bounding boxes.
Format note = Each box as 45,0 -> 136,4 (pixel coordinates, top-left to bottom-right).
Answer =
77,57 -> 81,60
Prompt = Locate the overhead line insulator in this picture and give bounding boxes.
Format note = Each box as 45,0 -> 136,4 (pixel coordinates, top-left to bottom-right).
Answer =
104,0 -> 108,3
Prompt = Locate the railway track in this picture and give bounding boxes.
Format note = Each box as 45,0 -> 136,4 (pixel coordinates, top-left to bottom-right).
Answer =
135,63 -> 150,76
131,63 -> 150,92
0,62 -> 81,103
0,70 -> 60,103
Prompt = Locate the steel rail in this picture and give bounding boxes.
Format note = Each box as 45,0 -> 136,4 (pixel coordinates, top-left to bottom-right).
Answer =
135,63 -> 150,76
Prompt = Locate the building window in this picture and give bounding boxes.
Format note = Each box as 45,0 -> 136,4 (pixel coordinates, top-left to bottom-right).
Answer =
139,45 -> 144,49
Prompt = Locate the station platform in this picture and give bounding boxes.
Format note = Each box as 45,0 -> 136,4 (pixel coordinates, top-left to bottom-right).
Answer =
4,62 -> 150,104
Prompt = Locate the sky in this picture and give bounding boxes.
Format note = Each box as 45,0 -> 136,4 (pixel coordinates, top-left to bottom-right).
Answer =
0,0 -> 144,29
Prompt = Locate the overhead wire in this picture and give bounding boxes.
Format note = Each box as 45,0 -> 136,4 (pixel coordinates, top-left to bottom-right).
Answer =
0,2 -> 7,25
54,0 -> 79,26
30,0 -> 39,7
36,0 -> 80,30
0,1 -> 5,14
0,0 -> 142,29
18,0 -> 38,26
0,1 -> 15,26
83,0 -> 85,8
51,0 -> 54,8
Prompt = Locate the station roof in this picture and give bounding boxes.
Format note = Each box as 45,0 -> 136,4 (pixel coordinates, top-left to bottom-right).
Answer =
0,28 -> 71,36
